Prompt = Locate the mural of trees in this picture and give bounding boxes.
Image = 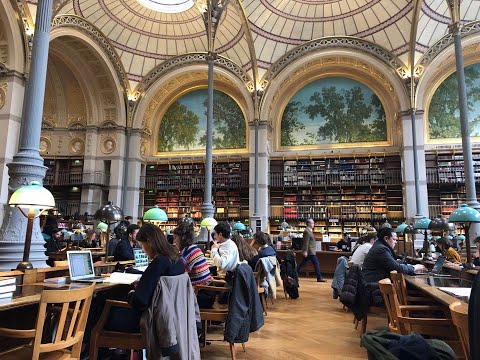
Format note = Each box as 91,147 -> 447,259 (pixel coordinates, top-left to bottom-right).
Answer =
428,63 -> 480,139
158,89 -> 246,152
280,77 -> 387,146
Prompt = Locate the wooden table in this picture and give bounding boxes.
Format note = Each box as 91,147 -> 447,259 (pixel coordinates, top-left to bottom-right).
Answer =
404,274 -> 470,312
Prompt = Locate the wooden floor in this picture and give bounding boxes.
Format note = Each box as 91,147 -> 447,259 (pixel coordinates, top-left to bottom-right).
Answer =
200,277 -> 387,359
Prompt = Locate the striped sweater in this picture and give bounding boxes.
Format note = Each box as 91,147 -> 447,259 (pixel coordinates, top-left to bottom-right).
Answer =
181,245 -> 213,286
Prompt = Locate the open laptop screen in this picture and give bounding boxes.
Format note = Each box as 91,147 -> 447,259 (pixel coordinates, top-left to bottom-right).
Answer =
432,255 -> 446,274
134,249 -> 149,268
68,251 -> 94,279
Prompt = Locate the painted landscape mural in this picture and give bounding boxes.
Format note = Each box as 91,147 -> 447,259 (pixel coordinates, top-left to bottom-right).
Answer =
428,63 -> 480,139
281,77 -> 387,146
157,89 -> 246,152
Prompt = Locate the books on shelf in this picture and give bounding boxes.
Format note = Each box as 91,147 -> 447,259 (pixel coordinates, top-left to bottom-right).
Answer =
0,278 -> 16,300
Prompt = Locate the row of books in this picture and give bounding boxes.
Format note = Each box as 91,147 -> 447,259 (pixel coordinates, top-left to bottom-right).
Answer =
0,276 -> 16,299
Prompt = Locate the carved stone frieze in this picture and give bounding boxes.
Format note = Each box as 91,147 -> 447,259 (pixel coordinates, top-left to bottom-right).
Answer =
0,45 -> 7,65
0,82 -> 6,110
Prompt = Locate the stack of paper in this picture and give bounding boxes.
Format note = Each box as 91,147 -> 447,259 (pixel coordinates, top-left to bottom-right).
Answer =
0,277 -> 16,299
438,287 -> 471,299
105,272 -> 142,285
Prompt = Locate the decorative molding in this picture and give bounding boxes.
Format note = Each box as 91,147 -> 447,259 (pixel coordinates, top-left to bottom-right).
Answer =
261,37 -> 404,89
51,15 -> 129,93
136,53 -> 253,95
0,82 -> 6,110
101,136 -> 116,154
68,136 -> 85,155
10,0 -> 34,74
418,20 -> 480,68
0,45 -> 7,65
39,136 -> 51,154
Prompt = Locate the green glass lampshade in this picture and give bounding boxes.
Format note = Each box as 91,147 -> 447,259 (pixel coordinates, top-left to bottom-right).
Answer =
414,217 -> 431,230
232,221 -> 246,231
143,205 -> 168,222
448,204 -> 480,223
395,222 -> 408,234
97,222 -> 108,232
200,217 -> 217,227
9,181 -> 55,209
456,234 -> 466,241
446,235 -> 453,240
381,220 -> 392,229
403,224 -> 416,234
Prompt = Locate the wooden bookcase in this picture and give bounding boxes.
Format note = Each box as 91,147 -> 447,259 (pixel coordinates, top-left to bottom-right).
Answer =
269,154 -> 403,240
426,151 -> 480,218
143,160 -> 249,221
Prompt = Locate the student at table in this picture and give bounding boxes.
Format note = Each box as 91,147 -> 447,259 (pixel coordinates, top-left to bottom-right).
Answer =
211,222 -> 240,274
113,224 -> 140,262
231,234 -> 257,265
362,227 -> 426,283
474,236 -> 480,266
248,231 -> 276,269
441,238 -> 462,264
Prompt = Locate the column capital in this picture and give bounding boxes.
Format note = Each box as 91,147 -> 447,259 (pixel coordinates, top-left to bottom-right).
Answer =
448,22 -> 462,35
206,52 -> 217,62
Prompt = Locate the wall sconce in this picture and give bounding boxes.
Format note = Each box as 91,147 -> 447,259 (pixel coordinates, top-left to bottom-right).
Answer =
9,181 -> 55,270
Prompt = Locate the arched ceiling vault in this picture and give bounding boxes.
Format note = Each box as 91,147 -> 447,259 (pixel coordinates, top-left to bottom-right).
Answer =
14,0 -> 480,106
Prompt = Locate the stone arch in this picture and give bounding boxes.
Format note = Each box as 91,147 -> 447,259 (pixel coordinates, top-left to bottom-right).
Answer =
0,0 -> 26,73
133,63 -> 254,160
260,48 -> 409,153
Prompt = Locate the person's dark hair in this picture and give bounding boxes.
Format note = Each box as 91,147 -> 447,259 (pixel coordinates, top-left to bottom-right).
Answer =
126,224 -> 140,237
253,231 -> 269,246
231,234 -> 257,262
377,227 -> 395,241
113,220 -> 129,240
173,222 -> 195,249
50,227 -> 60,235
136,223 -> 178,261
365,233 -> 377,243
214,222 -> 231,239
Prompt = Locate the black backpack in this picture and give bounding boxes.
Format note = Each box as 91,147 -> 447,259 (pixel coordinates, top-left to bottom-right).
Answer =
279,252 -> 299,299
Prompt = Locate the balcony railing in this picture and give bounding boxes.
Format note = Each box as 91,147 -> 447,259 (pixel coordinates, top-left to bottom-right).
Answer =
44,171 -> 110,186
55,201 -> 103,218
141,173 -> 249,190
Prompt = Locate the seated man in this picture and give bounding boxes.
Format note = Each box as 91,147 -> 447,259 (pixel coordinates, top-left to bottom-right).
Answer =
44,228 -> 65,266
248,231 -> 276,269
336,233 -> 352,252
113,224 -> 140,261
211,222 -> 240,275
362,227 -> 426,283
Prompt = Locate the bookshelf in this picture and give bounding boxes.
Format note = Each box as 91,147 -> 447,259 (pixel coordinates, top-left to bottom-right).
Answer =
143,160 -> 249,221
269,154 -> 403,239
426,150 -> 480,218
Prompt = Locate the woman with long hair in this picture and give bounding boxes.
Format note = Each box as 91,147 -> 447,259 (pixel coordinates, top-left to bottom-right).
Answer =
231,234 -> 258,263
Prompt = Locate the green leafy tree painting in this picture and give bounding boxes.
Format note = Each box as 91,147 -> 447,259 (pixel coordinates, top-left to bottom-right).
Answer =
157,101 -> 199,152
281,78 -> 387,146
281,101 -> 305,145
429,64 -> 480,139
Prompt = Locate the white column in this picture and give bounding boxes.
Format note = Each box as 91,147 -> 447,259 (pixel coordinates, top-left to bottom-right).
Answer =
107,131 -> 126,208
400,110 -> 429,222
80,127 -> 102,216
123,130 -> 143,221
0,73 -> 25,225
249,120 -> 269,232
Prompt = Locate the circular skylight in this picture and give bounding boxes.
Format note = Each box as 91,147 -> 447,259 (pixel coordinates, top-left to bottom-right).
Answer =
136,0 -> 194,13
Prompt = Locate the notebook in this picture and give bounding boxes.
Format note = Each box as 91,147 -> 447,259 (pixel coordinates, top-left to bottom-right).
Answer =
67,251 -> 105,283
415,255 -> 450,277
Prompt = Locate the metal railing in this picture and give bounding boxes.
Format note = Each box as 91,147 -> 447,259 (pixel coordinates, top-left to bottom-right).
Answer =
141,172 -> 249,190
44,171 -> 110,186
424,167 -> 480,184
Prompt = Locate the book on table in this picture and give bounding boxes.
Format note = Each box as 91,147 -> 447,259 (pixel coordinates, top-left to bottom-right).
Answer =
0,292 -> 14,300
0,284 -> 17,294
0,277 -> 16,287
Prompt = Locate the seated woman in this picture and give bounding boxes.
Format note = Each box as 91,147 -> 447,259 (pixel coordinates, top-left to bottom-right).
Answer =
105,223 -> 185,333
248,231 -> 276,270
173,223 -> 215,308
442,238 -> 462,263
231,234 -> 258,266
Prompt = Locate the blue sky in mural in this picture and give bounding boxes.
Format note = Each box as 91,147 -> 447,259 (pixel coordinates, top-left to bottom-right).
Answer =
179,90 -> 208,148
282,77 -> 386,145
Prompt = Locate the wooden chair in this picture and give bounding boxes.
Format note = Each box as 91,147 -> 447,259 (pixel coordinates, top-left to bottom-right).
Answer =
450,301 -> 470,360
253,271 -> 268,316
378,279 -> 459,345
89,300 -> 145,360
390,271 -> 430,305
0,285 -> 94,360
195,283 -> 245,360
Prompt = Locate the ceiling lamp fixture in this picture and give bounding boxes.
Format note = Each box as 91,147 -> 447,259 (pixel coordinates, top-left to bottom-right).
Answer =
136,0 -> 194,13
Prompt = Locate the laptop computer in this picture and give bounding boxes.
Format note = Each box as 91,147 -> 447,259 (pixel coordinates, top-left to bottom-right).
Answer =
134,249 -> 149,272
67,250 -> 105,283
415,255 -> 451,277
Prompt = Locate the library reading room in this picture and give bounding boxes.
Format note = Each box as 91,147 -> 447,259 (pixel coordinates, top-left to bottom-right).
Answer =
1,0 -> 480,359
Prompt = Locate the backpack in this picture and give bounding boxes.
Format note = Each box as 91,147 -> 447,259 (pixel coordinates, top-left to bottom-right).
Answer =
279,251 -> 299,299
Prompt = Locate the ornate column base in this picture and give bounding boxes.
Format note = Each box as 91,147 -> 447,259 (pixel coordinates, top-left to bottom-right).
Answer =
0,161 -> 48,270
201,203 -> 215,220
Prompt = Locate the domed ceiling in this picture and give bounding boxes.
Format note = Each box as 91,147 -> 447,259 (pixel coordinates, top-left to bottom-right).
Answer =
33,0 -> 480,89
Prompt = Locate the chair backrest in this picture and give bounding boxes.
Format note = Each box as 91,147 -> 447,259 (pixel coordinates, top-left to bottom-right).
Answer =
32,285 -> 94,359
378,278 -> 399,333
390,270 -> 409,305
450,301 -> 470,360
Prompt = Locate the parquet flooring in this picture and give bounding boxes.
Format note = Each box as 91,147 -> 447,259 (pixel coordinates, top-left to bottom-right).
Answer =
200,277 -> 388,359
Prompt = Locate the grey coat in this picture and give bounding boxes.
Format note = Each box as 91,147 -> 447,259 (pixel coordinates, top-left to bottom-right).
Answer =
302,228 -> 316,255
140,272 -> 200,360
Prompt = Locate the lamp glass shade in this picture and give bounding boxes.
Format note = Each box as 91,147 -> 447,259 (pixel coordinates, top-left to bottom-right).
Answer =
414,217 -> 431,230
232,221 -> 246,231
200,217 -> 217,227
143,205 -> 168,222
9,181 -> 55,209
380,220 -> 392,228
395,222 -> 408,234
94,202 -> 124,222
456,235 -> 466,241
403,224 -> 416,234
448,204 -> 480,223
428,215 -> 450,231
97,222 -> 108,232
